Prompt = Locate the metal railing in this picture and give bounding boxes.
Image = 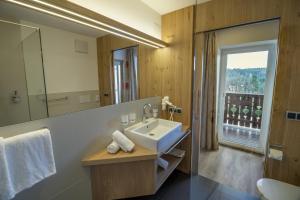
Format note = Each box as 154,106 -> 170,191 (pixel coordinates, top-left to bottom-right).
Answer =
223,93 -> 264,129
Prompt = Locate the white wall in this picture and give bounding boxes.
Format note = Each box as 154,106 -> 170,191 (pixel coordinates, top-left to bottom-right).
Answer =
68,0 -> 162,39
0,97 -> 160,200
21,21 -> 99,94
216,20 -> 280,48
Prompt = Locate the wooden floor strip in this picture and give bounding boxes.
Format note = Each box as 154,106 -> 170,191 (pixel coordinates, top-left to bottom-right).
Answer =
198,145 -> 264,196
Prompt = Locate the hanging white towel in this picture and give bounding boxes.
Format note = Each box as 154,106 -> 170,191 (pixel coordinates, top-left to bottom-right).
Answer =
0,137 -> 11,200
0,129 -> 56,200
112,130 -> 135,152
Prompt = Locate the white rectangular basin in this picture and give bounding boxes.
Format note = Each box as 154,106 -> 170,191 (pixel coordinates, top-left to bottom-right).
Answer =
124,118 -> 183,154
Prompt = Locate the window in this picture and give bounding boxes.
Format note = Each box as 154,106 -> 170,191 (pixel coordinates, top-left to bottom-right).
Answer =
113,60 -> 122,104
225,51 -> 269,94
217,42 -> 277,152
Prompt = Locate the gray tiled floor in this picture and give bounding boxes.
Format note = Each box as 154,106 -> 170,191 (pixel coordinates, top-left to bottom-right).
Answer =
123,171 -> 259,200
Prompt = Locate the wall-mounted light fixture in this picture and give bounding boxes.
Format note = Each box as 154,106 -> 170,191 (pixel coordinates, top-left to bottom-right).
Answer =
5,0 -> 167,48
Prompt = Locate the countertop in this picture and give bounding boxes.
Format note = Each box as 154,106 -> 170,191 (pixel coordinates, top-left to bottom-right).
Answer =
81,125 -> 190,167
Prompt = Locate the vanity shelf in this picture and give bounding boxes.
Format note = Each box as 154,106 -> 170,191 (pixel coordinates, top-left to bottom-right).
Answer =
81,145 -> 156,166
82,126 -> 190,200
156,153 -> 185,191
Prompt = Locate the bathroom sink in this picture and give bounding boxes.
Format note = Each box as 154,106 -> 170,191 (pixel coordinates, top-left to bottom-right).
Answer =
124,118 -> 183,154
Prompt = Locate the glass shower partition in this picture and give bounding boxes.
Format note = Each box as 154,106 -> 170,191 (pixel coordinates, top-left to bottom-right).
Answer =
0,20 -> 48,126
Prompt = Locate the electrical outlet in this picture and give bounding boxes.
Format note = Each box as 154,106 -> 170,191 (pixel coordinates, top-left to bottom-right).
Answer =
286,111 -> 300,121
286,111 -> 297,120
286,111 -> 296,120
168,107 -> 182,114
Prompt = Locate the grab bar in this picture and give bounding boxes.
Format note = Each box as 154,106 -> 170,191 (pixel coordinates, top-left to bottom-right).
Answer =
47,96 -> 68,103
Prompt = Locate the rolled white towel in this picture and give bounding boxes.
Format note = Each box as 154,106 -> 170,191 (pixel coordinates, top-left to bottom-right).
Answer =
157,157 -> 169,170
107,141 -> 120,154
112,130 -> 135,152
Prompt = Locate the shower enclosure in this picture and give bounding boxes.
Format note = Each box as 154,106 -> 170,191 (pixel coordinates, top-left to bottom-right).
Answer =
0,20 -> 47,126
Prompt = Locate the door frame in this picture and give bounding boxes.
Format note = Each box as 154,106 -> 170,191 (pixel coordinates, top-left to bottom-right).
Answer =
217,40 -> 278,154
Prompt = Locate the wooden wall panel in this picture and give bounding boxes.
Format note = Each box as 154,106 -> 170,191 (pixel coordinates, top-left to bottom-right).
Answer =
195,0 -> 281,33
159,6 -> 194,126
97,35 -> 136,106
266,0 -> 300,185
194,0 -> 300,185
97,6 -> 194,127
97,6 -> 194,173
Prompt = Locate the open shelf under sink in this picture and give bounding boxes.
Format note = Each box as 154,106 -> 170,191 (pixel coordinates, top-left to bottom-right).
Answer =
155,152 -> 185,191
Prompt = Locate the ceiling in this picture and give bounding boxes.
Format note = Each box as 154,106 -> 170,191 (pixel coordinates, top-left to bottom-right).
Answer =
0,1 -> 107,38
0,0 -> 212,40
68,0 -> 162,39
141,0 -> 211,15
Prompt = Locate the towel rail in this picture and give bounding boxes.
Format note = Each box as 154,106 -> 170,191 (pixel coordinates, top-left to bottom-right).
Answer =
163,129 -> 191,155
47,96 -> 68,103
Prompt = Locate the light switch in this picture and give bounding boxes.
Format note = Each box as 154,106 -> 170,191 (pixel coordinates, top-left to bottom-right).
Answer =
79,95 -> 91,103
95,94 -> 100,101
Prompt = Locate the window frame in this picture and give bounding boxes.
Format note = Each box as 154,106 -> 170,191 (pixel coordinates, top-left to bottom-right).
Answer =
217,41 -> 277,153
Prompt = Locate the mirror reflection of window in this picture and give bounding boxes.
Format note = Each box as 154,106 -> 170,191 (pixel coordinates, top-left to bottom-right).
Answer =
113,60 -> 123,104
112,46 -> 139,104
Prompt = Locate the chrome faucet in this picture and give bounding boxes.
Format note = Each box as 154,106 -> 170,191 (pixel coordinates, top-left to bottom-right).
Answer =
143,103 -> 152,123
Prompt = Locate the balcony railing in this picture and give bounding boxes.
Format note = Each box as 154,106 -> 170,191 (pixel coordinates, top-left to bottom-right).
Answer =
223,93 -> 264,129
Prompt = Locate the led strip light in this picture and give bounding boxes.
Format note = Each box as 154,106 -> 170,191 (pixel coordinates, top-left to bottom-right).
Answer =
0,18 -> 39,30
5,0 -> 166,48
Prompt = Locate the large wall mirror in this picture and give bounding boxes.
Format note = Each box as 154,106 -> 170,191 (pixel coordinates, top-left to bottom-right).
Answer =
0,1 -> 149,127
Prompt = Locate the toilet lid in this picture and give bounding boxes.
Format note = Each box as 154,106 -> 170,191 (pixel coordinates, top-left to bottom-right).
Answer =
257,178 -> 300,200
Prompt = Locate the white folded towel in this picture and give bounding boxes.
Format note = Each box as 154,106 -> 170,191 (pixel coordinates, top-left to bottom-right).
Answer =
157,157 -> 169,170
0,129 -> 56,200
107,141 -> 120,154
112,130 -> 135,152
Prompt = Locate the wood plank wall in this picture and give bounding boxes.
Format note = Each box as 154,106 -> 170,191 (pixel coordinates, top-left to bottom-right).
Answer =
194,0 -> 300,185
160,6 -> 194,126
97,6 -> 194,127
97,36 -> 136,106
97,6 -> 194,173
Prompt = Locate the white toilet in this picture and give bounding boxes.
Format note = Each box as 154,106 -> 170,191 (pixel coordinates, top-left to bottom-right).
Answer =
257,178 -> 300,200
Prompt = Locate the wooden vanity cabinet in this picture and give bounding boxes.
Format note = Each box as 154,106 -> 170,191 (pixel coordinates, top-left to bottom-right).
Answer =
82,127 -> 190,200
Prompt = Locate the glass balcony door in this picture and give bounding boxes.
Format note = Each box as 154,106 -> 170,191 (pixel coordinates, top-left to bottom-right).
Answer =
217,42 -> 277,154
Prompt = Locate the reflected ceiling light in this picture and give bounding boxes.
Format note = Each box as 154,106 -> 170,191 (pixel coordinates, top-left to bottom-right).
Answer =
5,0 -> 166,48
0,18 -> 39,30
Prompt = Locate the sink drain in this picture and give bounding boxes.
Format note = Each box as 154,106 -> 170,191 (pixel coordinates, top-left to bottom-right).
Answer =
149,133 -> 155,136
